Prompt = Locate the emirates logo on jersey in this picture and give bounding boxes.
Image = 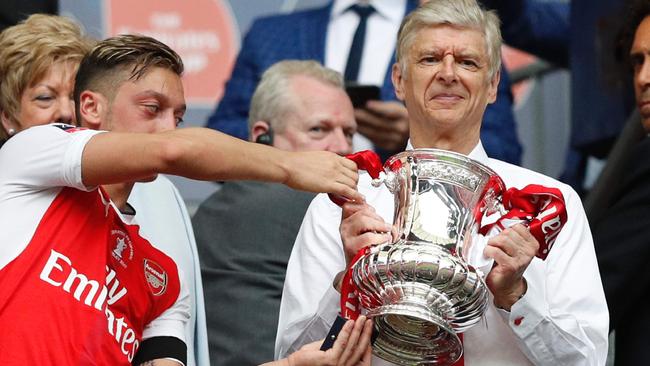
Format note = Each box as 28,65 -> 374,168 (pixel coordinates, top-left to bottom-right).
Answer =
143,259 -> 167,296
111,230 -> 134,268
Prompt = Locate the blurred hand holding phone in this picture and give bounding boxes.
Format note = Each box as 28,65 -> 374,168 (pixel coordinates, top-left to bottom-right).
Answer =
345,84 -> 409,152
345,84 -> 381,108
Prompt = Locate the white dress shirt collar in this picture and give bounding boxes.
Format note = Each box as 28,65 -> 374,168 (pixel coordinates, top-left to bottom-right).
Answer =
404,139 -> 489,165
331,0 -> 407,23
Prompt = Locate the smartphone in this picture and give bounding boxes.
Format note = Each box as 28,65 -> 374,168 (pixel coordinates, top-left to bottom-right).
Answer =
319,315 -> 347,351
345,84 -> 381,108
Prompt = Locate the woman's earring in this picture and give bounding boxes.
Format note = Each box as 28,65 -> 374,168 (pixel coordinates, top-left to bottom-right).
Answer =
7,128 -> 16,136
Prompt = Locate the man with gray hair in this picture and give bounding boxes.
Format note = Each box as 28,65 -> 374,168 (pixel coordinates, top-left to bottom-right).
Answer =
193,60 -> 358,365
276,0 -> 609,364
246,60 -> 356,153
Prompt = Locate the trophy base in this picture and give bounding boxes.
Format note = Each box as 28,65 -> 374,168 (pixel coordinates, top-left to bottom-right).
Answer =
369,299 -> 462,365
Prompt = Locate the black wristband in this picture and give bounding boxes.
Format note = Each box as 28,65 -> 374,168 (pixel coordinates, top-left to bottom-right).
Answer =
132,336 -> 186,365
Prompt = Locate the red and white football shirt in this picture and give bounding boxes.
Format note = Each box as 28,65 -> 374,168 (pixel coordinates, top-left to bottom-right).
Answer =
0,124 -> 189,365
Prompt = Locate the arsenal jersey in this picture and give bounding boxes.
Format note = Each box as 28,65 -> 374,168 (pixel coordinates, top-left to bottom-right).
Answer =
0,124 -> 189,365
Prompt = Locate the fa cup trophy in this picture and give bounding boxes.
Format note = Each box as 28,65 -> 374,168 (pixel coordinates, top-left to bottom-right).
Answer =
327,149 -> 566,365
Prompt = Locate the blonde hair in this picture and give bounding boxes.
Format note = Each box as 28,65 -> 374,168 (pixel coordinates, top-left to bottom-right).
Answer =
396,0 -> 502,79
0,14 -> 95,139
249,60 -> 344,133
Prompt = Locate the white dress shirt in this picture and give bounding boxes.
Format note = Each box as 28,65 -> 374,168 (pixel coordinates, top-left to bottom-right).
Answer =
325,0 -> 407,152
275,142 -> 609,365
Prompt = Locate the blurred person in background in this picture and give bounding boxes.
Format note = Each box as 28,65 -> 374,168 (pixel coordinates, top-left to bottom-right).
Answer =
592,2 -> 650,365
0,13 -> 93,146
480,0 -> 637,196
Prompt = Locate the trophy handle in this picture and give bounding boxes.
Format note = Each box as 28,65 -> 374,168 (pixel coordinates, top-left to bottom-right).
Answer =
328,150 -> 384,206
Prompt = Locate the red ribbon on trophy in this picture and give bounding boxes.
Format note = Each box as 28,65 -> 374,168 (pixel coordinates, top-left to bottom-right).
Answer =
328,150 -> 383,206
339,247 -> 372,320
479,184 -> 567,260
327,150 -> 384,320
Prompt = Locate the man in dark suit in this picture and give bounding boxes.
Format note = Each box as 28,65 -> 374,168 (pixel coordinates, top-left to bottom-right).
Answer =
206,0 -> 522,165
592,2 -> 650,365
481,0 -> 636,194
193,60 -> 358,366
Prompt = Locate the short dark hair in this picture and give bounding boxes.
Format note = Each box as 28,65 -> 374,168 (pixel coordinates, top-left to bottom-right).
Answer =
620,0 -> 650,65
74,34 -> 184,116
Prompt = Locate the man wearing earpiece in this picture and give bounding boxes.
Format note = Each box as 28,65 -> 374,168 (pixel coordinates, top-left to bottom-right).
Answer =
192,60 -> 358,366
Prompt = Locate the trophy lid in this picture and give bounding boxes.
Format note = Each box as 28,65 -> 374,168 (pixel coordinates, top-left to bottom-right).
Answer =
384,148 -> 498,178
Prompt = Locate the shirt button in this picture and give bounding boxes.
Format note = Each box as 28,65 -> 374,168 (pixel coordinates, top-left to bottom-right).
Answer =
514,316 -> 524,326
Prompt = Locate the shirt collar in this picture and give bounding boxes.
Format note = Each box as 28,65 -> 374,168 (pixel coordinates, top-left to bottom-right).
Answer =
331,0 -> 407,22
404,139 -> 489,165
467,141 -> 489,165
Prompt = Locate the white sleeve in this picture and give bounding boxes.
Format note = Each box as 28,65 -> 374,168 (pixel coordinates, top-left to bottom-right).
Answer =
142,268 -> 192,343
274,193 -> 347,359
0,124 -> 103,191
275,174 -> 393,360
497,187 -> 609,365
130,177 -> 210,366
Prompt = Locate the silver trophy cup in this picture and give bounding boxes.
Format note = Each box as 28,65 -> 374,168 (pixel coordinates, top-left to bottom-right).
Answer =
351,149 -> 504,365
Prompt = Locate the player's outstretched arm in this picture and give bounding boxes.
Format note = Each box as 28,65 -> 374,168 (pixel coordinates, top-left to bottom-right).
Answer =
81,127 -> 362,200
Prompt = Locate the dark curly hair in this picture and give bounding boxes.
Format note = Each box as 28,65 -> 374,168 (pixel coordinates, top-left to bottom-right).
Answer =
619,0 -> 650,66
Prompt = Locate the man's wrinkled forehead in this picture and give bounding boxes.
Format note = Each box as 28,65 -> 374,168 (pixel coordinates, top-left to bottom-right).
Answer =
409,24 -> 486,55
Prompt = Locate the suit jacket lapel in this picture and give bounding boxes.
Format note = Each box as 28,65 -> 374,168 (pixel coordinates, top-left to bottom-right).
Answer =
297,2 -> 333,63
381,0 -> 419,100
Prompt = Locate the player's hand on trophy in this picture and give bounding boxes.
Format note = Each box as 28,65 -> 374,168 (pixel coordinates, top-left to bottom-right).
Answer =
282,151 -> 363,202
340,201 -> 392,266
483,223 -> 539,311
265,316 -> 373,366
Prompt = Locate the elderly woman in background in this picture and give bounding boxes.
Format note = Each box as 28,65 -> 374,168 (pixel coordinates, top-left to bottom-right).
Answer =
0,14 -> 94,144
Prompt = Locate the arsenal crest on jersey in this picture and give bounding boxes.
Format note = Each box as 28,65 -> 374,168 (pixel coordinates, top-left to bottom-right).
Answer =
143,259 -> 167,296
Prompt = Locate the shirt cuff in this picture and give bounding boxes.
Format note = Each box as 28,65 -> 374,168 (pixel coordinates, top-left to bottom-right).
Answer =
496,273 -> 547,338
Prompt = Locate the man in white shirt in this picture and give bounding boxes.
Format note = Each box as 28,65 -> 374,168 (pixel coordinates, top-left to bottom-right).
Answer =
275,0 -> 609,365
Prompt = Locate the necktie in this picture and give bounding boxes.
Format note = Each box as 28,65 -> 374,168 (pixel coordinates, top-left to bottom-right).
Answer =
344,4 -> 376,82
